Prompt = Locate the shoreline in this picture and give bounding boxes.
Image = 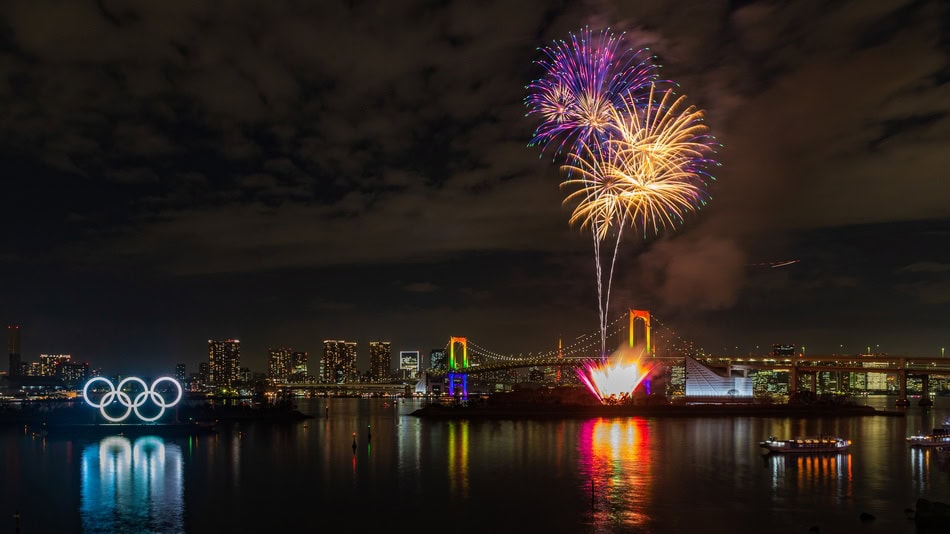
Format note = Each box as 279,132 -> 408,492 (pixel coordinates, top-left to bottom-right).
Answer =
411,402 -> 902,419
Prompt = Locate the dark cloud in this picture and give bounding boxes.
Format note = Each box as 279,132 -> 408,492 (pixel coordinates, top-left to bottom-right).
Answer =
0,0 -> 947,374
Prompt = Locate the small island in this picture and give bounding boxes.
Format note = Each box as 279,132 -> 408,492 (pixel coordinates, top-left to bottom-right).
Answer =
411,386 -> 897,419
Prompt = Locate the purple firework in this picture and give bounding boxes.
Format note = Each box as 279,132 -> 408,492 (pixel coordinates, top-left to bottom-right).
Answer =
525,27 -> 662,160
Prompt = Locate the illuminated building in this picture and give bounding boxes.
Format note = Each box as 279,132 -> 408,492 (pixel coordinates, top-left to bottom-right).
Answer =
429,349 -> 446,372
369,341 -> 392,383
291,351 -> 308,382
528,367 -> 545,382
865,361 -> 889,392
322,340 -> 357,383
25,362 -> 41,376
208,339 -> 241,387
669,363 -> 685,396
268,347 -> 293,383
8,325 -> 20,377
198,362 -> 209,386
56,361 -> 89,387
39,354 -> 71,377
175,364 -> 186,382
399,350 -> 420,379
683,356 -> 753,398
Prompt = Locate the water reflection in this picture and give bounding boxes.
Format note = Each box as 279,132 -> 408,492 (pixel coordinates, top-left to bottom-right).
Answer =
80,435 -> 184,534
908,447 -> 950,493
764,453 -> 853,501
447,421 -> 469,500
578,418 -> 653,531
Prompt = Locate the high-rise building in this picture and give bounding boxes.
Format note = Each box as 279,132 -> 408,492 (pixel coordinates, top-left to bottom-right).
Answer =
208,339 -> 241,388
291,351 -> 308,382
368,341 -> 392,382
8,325 -> 20,377
25,362 -> 41,377
399,350 -> 420,379
322,340 -> 357,383
57,361 -> 89,387
429,349 -> 446,371
268,348 -> 293,383
39,354 -> 71,377
175,364 -> 186,382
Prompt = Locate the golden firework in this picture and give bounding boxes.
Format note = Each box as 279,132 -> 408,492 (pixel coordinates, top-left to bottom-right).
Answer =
560,84 -> 715,239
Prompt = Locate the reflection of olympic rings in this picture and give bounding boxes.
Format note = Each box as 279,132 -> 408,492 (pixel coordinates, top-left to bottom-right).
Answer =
82,377 -> 183,423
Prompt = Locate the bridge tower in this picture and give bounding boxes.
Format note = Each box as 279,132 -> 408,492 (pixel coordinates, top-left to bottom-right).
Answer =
629,309 -> 652,355
448,336 -> 469,398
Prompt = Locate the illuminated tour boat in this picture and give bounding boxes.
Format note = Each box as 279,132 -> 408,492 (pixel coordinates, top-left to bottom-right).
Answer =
759,435 -> 852,453
906,428 -> 950,448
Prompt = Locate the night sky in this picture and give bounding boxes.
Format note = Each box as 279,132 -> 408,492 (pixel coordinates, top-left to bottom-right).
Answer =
1,1 -> 947,376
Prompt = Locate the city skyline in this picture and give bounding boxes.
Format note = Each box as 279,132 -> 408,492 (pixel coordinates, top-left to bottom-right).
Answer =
0,1 -> 947,375
6,326 -> 448,378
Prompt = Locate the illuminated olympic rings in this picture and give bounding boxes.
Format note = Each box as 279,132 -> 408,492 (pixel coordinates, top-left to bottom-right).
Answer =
82,376 -> 183,423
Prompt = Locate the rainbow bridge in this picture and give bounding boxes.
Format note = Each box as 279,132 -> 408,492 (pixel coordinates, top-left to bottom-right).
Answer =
274,309 -> 950,405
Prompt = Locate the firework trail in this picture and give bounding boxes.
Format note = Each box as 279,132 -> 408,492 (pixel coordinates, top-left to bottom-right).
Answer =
524,26 -> 662,160
525,27 -> 720,368
747,259 -> 800,268
560,83 -> 719,356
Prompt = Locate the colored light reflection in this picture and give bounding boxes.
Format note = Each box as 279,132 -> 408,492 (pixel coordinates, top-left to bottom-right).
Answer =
447,421 -> 469,500
577,346 -> 657,404
578,418 -> 653,529
447,373 -> 468,399
765,453 -> 853,501
909,448 -> 949,494
80,436 -> 184,533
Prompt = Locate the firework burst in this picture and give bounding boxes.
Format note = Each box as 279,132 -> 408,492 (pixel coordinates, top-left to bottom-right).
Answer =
525,27 -> 661,159
524,27 -> 721,365
576,346 -> 657,404
561,83 -> 718,239
556,83 -> 717,356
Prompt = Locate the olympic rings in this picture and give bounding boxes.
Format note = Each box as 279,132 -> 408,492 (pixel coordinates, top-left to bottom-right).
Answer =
82,376 -> 183,423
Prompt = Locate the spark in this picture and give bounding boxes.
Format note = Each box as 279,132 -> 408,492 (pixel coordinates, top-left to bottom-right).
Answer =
525,27 -> 661,160
561,84 -> 717,239
559,84 -> 718,355
576,346 -> 657,404
524,27 -> 721,359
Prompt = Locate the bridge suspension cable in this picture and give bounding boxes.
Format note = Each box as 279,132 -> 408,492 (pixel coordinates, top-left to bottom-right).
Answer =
461,312 -> 630,364
650,315 -> 706,358
448,309 -> 712,366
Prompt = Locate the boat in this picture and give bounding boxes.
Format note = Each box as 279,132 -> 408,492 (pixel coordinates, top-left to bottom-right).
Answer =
759,435 -> 851,453
906,427 -> 950,447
